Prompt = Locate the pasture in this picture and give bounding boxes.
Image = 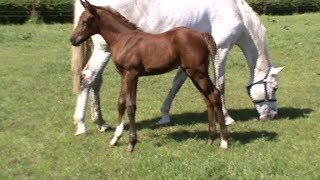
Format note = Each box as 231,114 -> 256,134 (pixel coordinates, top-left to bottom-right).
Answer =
0,13 -> 319,179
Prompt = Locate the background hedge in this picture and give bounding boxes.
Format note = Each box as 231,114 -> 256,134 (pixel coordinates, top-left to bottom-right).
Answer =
248,0 -> 320,15
38,0 -> 72,23
0,0 -> 319,24
0,0 -> 33,24
0,0 -> 72,24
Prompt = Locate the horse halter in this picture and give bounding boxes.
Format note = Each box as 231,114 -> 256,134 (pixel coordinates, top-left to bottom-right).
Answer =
246,70 -> 277,104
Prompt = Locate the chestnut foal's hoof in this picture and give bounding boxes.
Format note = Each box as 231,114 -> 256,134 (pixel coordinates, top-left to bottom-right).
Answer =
208,139 -> 214,145
127,140 -> 137,152
127,144 -> 135,152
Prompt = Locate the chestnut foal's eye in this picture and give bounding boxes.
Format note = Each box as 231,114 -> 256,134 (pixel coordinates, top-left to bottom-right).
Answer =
85,20 -> 93,27
82,20 -> 89,26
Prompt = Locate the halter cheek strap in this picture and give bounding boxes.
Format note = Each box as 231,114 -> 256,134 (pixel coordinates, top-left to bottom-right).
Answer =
246,70 -> 277,104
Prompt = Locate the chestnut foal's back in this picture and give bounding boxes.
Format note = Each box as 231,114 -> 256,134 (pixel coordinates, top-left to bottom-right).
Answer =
71,0 -> 228,152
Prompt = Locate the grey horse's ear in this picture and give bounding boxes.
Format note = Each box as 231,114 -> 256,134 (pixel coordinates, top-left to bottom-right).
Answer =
270,66 -> 285,75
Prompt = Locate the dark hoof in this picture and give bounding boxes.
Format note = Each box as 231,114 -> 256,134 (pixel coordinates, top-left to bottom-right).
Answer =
127,144 -> 135,152
207,139 -> 214,145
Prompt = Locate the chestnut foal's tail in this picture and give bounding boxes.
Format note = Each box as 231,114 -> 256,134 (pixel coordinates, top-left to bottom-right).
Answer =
71,40 -> 92,94
201,33 -> 217,60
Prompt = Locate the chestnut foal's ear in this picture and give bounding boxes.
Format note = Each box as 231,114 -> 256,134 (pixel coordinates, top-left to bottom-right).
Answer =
80,0 -> 89,8
81,0 -> 100,19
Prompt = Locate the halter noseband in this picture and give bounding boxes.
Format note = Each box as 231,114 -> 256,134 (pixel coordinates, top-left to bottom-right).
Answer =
246,70 -> 277,104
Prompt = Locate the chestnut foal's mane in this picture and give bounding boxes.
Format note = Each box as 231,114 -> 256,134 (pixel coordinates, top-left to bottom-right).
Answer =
100,6 -> 142,31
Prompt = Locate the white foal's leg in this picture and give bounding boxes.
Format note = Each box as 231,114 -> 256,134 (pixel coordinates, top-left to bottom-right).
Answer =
73,35 -> 111,135
158,67 -> 188,125
214,47 -> 235,125
74,87 -> 90,135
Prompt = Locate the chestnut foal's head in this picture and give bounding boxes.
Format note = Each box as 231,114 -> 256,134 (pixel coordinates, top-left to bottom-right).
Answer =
70,0 -> 100,46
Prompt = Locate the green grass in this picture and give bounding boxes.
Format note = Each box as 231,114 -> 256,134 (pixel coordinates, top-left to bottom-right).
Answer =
0,13 -> 319,179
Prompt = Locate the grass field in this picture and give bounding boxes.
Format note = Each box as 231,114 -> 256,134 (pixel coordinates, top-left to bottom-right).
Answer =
0,13 -> 319,179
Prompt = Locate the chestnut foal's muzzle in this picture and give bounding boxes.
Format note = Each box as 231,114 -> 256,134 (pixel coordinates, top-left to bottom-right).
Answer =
70,36 -> 83,46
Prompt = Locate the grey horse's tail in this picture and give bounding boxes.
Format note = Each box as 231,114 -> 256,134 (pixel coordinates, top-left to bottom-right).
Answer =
71,39 -> 92,95
71,0 -> 93,94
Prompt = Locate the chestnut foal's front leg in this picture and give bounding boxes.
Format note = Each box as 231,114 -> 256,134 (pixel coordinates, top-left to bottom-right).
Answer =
110,76 -> 127,146
110,71 -> 139,152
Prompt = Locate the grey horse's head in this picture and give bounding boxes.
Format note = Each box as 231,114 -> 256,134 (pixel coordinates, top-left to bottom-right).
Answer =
248,66 -> 284,120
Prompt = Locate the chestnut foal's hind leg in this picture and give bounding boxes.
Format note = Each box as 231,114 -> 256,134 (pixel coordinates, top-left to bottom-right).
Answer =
209,86 -> 228,148
185,69 -> 228,148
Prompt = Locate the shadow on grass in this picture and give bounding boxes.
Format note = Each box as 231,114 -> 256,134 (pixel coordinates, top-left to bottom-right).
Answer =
166,130 -> 278,145
138,111 -> 207,130
137,107 -> 312,129
230,130 -> 278,144
228,107 -> 313,121
276,107 -> 313,120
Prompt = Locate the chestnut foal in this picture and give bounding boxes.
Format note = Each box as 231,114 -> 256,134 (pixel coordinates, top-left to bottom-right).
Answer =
70,0 -> 228,152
